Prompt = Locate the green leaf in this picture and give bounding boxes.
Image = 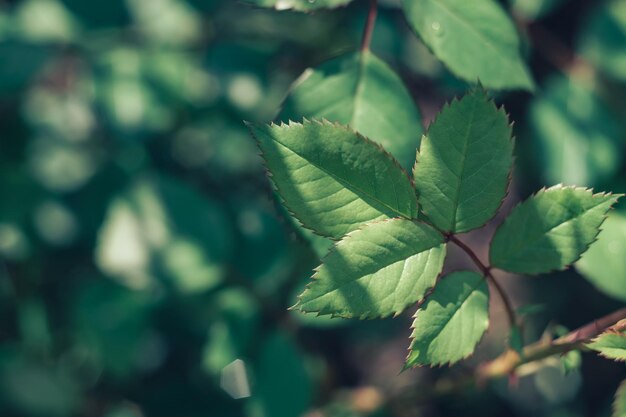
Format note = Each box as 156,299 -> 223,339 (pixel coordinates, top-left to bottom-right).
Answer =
249,120 -> 418,239
579,0 -> 626,83
615,380 -> 626,417
528,76 -> 623,187
576,212 -> 626,302
244,0 -> 353,11
295,218 -> 446,319
413,90 -> 513,233
406,271 -> 489,367
490,186 -> 621,275
587,330 -> 626,362
402,0 -> 534,90
280,51 -> 423,170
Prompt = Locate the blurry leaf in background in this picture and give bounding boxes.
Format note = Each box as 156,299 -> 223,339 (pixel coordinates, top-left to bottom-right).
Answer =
172,115 -> 259,177
125,0 -> 203,46
508,0 -> 567,21
143,51 -> 221,107
14,0 -> 80,43
490,186 -> 620,275
0,352 -> 82,417
231,199 -> 294,292
528,76 -> 623,187
579,0 -> 626,83
60,0 -> 130,28
407,271 -> 489,367
533,359 -> 582,405
616,380 -> 626,417
23,69 -> 96,143
94,47 -> 175,135
33,199 -> 79,247
576,211 -> 626,302
96,174 -> 233,294
0,41 -> 51,94
402,0 -> 534,90
250,333 -> 312,417
280,50 -> 423,170
28,137 -> 100,192
71,279 -> 159,379
244,0 -> 353,12
202,289 -> 260,377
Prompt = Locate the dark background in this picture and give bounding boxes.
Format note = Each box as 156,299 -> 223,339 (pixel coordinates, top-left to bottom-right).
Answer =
0,0 -> 625,416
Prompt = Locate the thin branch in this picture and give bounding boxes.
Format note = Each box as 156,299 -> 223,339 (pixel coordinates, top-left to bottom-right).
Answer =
385,306 -> 626,408
477,306 -> 626,380
448,235 -> 517,329
360,0 -> 377,52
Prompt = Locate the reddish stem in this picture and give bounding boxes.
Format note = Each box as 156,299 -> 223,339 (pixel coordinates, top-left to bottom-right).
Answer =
360,0 -> 377,52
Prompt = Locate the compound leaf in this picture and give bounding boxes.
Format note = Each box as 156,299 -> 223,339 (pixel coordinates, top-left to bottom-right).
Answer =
490,186 -> 621,275
414,90 -> 513,233
616,380 -> 626,417
248,120 -> 418,239
402,0 -> 534,90
406,271 -> 489,367
576,212 -> 626,302
244,0 -> 353,11
295,218 -> 446,319
280,50 -> 423,170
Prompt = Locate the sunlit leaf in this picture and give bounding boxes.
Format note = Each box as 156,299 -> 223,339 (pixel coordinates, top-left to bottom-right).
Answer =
490,186 -> 621,275
402,0 -> 534,90
414,90 -> 513,233
280,50 -> 423,169
296,218 -> 446,319
407,271 -> 489,367
249,120 -> 418,239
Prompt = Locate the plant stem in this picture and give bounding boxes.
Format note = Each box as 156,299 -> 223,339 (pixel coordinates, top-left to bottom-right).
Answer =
477,306 -> 626,379
448,235 -> 517,329
360,0 -> 377,52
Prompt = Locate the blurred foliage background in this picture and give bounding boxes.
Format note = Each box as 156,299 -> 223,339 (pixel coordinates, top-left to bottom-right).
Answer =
0,0 -> 625,416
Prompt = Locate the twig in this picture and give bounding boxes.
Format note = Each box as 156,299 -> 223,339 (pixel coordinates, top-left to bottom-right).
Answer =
477,306 -> 626,380
447,235 -> 518,329
360,0 -> 377,52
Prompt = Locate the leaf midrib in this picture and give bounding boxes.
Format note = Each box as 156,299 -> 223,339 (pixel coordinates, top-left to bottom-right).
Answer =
499,194 -> 611,262
269,134 -> 414,219
304,242 -> 441,305
418,277 -> 483,348
449,99 -> 478,232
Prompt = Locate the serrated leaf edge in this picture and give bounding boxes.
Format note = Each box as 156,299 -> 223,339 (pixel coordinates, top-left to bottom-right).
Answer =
247,118 -> 419,240
292,217 -> 446,320
413,89 -> 515,234
489,184 -> 623,274
404,271 -> 490,369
